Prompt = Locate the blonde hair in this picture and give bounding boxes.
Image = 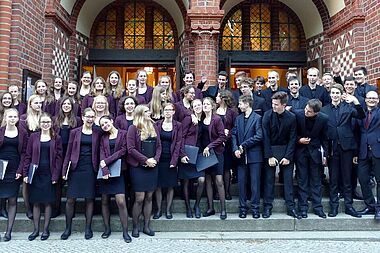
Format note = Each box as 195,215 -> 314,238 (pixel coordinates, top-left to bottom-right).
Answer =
26,95 -> 42,131
150,85 -> 168,120
33,79 -> 54,103
92,95 -> 110,117
1,108 -> 19,127
133,104 -> 157,141
90,76 -> 110,96
106,70 -> 125,99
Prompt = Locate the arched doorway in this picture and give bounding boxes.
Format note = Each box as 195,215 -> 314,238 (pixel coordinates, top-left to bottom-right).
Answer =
83,0 -> 180,89
219,0 -> 307,87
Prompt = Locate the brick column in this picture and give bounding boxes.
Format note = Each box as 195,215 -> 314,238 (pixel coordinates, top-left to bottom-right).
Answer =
0,0 -> 12,89
187,2 -> 224,84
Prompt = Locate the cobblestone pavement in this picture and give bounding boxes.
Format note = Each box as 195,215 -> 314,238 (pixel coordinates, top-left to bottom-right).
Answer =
1,232 -> 380,253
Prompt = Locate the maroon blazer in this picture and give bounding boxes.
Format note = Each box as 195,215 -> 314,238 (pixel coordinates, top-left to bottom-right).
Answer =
62,126 -> 101,176
99,129 -> 127,176
52,116 -> 82,134
22,132 -> 63,181
126,124 -> 162,167
42,100 -> 56,116
179,115 -> 198,158
221,108 -> 238,140
114,114 -> 133,131
207,114 -> 226,155
156,120 -> 183,167
139,85 -> 154,103
16,102 -> 27,115
174,101 -> 192,122
0,126 -> 28,175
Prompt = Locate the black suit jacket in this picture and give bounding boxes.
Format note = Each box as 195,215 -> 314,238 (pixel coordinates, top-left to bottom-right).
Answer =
294,110 -> 329,164
299,85 -> 331,106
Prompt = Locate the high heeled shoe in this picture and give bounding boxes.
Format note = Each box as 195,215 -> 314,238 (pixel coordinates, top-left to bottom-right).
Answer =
186,208 -> 193,218
194,206 -> 201,219
61,228 -> 71,240
220,210 -> 227,220
3,232 -> 11,242
28,230 -> 39,241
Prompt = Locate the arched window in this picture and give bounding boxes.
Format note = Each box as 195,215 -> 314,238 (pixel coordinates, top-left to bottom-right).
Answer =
221,2 -> 303,52
92,1 -> 177,50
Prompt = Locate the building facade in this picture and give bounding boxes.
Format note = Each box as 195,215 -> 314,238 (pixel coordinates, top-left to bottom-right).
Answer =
0,0 -> 379,93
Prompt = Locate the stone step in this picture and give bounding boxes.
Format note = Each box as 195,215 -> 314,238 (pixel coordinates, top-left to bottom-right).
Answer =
2,213 -> 380,233
14,197 -> 366,214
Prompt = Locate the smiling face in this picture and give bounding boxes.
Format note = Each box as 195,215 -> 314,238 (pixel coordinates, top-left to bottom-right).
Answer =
82,110 -> 95,126
272,99 -> 285,114
30,96 -> 42,112
365,91 -> 379,109
307,69 -> 319,85
354,70 -> 366,84
54,78 -> 63,90
238,100 -> 249,113
137,71 -> 147,85
163,104 -> 175,119
94,97 -> 107,113
67,82 -> 77,96
330,87 -> 342,103
288,79 -> 300,94
109,73 -> 119,86
240,83 -> 251,96
202,99 -> 213,113
344,80 -> 357,95
39,115 -> 52,131
127,80 -> 137,93
100,117 -> 113,132
304,105 -> 317,118
124,97 -> 136,114
268,72 -> 279,88
5,110 -> 19,126
183,73 -> 194,86
217,75 -> 227,89
192,99 -> 203,114
184,87 -> 196,101
255,81 -> 264,91
81,73 -> 92,86
36,81 -> 47,95
8,85 -> 20,100
159,76 -> 170,87
61,99 -> 72,113
2,93 -> 13,107
94,78 -> 105,91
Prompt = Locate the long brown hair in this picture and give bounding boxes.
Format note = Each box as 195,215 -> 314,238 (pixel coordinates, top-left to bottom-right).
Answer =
106,70 -> 125,99
54,96 -> 78,128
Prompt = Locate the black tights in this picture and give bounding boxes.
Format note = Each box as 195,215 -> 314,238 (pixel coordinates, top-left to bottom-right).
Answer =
132,192 -> 153,231
32,203 -> 52,233
64,198 -> 94,231
206,175 -> 226,211
223,168 -> 231,197
22,182 -> 32,217
155,187 -> 174,214
101,194 -> 129,233
5,197 -> 17,236
183,177 -> 205,209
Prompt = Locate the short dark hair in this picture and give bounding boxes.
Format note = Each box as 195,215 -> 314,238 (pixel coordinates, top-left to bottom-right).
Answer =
344,75 -> 355,83
353,66 -> 367,76
253,76 -> 266,85
271,91 -> 288,105
287,76 -> 300,85
183,70 -> 195,79
330,83 -> 344,94
218,71 -> 228,78
240,77 -> 253,88
238,94 -> 253,108
307,99 -> 322,113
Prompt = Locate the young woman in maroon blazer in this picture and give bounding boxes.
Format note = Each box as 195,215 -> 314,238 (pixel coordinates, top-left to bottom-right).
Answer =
33,80 -> 56,116
106,71 -> 126,117
62,80 -> 81,117
149,85 -> 169,121
61,108 -> 101,240
98,115 -> 131,243
0,108 -> 27,241
174,85 -> 196,122
19,94 -> 43,220
201,97 -> 227,220
178,99 -> 205,218
115,96 -> 138,131
50,77 -> 65,102
127,104 -> 161,238
216,90 -> 238,200
8,84 -> 27,115
136,69 -> 154,103
52,96 -> 82,218
23,113 -> 63,241
81,77 -> 113,115
126,79 -> 146,106
153,103 -> 182,219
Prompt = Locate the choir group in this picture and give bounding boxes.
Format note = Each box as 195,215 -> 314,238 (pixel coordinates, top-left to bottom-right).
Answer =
0,66 -> 379,243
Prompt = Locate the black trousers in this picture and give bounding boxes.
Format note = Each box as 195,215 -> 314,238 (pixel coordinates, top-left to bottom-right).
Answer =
328,146 -> 353,209
263,162 -> 295,210
358,149 -> 380,209
237,162 -> 262,211
296,152 -> 323,212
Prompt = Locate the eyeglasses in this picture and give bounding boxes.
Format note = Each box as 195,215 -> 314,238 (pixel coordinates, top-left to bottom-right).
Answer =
41,121 -> 52,124
84,115 -> 95,118
144,110 -> 150,113
164,109 -> 174,112
366,97 -> 379,100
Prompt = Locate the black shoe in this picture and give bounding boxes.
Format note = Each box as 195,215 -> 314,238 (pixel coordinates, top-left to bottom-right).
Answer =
166,212 -> 173,219
345,207 -> 362,218
328,208 -> 338,217
101,228 -> 111,239
0,209 -> 8,219
239,210 -> 247,219
28,230 -> 39,241
132,227 -> 139,238
194,206 -> 201,219
153,211 -> 162,220
203,209 -> 215,217
225,193 -> 232,200
252,210 -> 260,219
262,209 -> 271,219
123,231 -> 132,243
314,210 -> 327,218
85,227 -> 93,240
60,229 -> 71,240
3,233 -> 11,242
369,177 -> 376,188
357,207 -> 376,215
300,211 -> 308,218
352,191 -> 363,200
186,208 -> 193,218
375,210 -> 380,220
26,211 -> 33,220
41,231 -> 50,241
220,210 -> 227,220
287,209 -> 301,219
143,228 -> 155,236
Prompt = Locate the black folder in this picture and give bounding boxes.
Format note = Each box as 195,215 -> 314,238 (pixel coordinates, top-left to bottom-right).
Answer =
184,145 -> 199,165
0,159 -> 9,180
196,149 -> 218,172
141,140 -> 156,158
97,159 -> 122,179
28,164 -> 38,184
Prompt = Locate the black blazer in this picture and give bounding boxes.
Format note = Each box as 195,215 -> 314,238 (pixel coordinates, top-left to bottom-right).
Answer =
294,110 -> 329,164
321,103 -> 365,152
299,85 -> 331,106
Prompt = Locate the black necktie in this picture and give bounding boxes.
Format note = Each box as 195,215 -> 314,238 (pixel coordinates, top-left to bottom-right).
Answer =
365,111 -> 372,129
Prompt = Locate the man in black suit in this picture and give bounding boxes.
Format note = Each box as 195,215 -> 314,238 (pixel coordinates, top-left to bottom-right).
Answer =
357,91 -> 380,218
239,78 -> 267,116
261,70 -> 288,109
202,71 -> 229,101
232,95 -> 263,219
300,67 -> 331,106
286,76 -> 309,111
231,71 -> 248,104
321,84 -> 365,218
353,66 -> 378,99
295,99 -> 329,218
262,91 -> 299,219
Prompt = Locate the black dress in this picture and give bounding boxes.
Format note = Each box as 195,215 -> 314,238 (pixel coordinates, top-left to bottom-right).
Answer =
98,139 -> 125,195
29,141 -> 56,204
200,121 -> 224,176
67,133 -> 96,198
0,136 -> 21,198
59,125 -> 70,158
130,137 -> 158,192
157,129 -> 177,188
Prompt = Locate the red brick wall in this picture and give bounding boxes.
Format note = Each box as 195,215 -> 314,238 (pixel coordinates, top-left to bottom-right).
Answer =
0,0 -> 12,89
